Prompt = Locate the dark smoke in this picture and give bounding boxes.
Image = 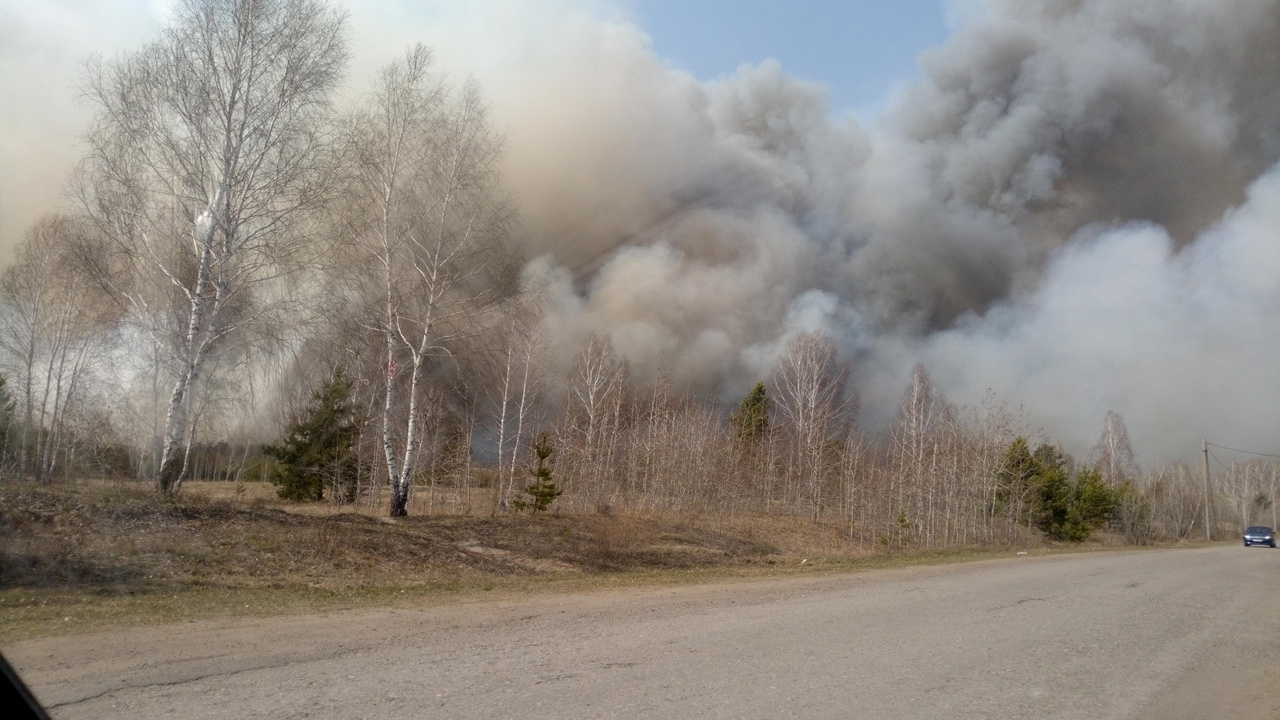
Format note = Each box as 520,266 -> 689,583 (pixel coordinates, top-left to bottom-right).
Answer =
483,0 -> 1280,462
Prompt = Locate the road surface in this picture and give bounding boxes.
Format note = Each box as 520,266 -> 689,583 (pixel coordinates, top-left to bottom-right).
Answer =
7,546 -> 1279,719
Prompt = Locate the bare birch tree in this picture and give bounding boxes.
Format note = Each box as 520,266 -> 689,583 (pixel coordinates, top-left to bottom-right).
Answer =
490,315 -> 547,511
890,363 -> 940,543
769,331 -> 851,521
343,45 -> 522,516
75,0 -> 348,493
0,215 -> 116,481
1088,410 -> 1139,485
559,334 -> 629,509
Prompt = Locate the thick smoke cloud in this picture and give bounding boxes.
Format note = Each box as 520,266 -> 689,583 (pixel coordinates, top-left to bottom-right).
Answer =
485,0 -> 1280,463
911,167 -> 1280,462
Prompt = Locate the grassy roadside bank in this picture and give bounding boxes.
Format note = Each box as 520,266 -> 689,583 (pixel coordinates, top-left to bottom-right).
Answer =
0,481 -> 1210,643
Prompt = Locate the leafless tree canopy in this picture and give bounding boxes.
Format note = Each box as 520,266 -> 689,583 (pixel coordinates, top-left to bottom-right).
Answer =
0,215 -> 117,482
341,44 -> 522,516
76,0 -> 348,493
770,331 -> 851,520
1089,411 -> 1139,485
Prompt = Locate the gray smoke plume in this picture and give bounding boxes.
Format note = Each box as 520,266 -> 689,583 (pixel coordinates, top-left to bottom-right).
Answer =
481,0 -> 1280,462
4,0 -> 1279,462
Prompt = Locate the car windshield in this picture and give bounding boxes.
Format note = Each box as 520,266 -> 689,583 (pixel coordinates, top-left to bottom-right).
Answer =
1246,527 -> 1273,533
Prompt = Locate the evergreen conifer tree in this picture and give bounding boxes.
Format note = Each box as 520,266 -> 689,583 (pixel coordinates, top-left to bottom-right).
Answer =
263,368 -> 363,502
514,434 -> 562,512
1073,466 -> 1120,532
731,381 -> 771,443
998,437 -> 1121,541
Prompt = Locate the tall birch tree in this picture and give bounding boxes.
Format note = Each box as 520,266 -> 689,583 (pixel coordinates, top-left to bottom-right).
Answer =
561,334 -> 629,508
76,0 -> 348,493
1088,410 -> 1139,485
344,45 -> 521,516
769,331 -> 850,521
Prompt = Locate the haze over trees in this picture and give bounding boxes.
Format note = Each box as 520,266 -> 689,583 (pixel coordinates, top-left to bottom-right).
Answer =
76,0 -> 348,494
342,43 -> 522,516
0,0 -> 1274,549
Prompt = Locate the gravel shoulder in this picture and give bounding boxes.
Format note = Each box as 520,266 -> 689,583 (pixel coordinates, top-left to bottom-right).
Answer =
7,546 -> 1279,719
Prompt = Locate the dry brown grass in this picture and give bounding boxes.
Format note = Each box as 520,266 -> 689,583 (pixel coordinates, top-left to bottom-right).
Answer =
0,479 -> 1150,641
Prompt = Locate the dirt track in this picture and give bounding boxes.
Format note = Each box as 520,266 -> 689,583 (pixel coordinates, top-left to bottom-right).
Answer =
8,546 -> 1279,719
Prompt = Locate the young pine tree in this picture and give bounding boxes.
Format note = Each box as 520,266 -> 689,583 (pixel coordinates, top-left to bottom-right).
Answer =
514,434 -> 562,512
1072,467 -> 1121,533
263,368 -> 363,502
731,382 -> 771,443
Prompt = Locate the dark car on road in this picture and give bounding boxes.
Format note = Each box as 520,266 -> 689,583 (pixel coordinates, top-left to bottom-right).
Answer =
1243,526 -> 1276,547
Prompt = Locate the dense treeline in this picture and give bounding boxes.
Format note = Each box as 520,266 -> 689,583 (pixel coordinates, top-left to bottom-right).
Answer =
0,0 -> 1275,548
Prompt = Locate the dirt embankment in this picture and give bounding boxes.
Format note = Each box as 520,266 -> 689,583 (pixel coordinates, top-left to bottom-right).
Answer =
1,480 -> 1157,641
0,481 -> 903,637
0,481 -> 808,587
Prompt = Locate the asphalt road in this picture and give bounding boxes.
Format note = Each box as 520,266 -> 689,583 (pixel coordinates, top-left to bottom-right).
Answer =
9,545 -> 1279,719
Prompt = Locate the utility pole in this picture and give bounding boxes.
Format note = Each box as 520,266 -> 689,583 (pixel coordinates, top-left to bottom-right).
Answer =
1202,439 -> 1212,541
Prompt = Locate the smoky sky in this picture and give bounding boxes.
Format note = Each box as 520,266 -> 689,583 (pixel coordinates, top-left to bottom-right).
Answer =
492,0 -> 1280,464
4,0 -> 1280,464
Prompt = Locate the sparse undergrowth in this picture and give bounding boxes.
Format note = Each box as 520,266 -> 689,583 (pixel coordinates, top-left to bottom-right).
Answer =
0,480 -> 1184,642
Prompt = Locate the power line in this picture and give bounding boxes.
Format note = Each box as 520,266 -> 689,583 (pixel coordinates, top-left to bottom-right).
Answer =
1204,441 -> 1280,460
1208,449 -> 1233,472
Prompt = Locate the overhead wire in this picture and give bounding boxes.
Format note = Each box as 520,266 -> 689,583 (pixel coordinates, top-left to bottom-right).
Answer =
1208,449 -> 1232,472
1204,441 -> 1280,459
